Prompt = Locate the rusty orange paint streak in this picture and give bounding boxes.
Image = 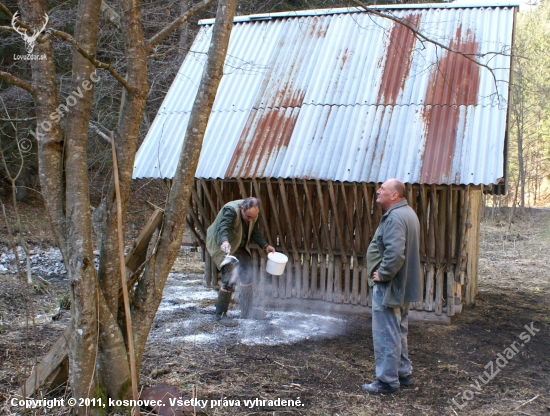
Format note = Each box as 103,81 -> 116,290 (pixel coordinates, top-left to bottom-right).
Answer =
377,13 -> 422,105
225,106 -> 301,178
421,25 -> 480,184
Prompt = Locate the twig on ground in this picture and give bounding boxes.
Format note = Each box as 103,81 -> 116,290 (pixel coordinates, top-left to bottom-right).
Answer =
513,394 -> 540,411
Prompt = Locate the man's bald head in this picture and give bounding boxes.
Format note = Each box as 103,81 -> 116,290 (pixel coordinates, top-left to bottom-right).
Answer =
376,179 -> 407,210
386,179 -> 406,198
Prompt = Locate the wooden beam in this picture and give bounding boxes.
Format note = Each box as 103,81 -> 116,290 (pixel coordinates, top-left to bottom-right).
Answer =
252,178 -> 274,248
266,178 -> 288,255
278,178 -> 300,262
316,180 -> 334,259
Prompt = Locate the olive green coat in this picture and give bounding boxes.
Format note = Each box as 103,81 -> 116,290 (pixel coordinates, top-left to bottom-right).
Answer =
206,200 -> 262,269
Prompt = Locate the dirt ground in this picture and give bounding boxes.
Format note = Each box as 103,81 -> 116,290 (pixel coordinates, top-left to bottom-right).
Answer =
1,207 -> 549,416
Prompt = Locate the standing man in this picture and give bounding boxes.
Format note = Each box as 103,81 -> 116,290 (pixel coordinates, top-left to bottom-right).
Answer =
206,197 -> 275,326
362,179 -> 422,394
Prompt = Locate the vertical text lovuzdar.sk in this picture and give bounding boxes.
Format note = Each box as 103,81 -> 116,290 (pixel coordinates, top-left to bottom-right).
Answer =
452,322 -> 540,410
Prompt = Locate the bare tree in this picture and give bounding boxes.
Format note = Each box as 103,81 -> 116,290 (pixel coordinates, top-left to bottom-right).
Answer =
0,0 -> 234,409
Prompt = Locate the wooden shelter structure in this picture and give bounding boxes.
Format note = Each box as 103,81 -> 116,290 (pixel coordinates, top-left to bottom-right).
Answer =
133,4 -> 518,323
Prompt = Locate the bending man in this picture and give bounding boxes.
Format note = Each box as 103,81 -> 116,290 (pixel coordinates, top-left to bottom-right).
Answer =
363,179 -> 422,394
206,197 -> 275,326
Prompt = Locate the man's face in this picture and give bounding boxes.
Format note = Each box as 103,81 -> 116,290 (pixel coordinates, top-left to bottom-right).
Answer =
376,181 -> 396,210
240,206 -> 259,223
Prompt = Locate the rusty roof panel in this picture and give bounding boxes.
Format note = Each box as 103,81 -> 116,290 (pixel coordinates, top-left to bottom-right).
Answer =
134,5 -> 515,185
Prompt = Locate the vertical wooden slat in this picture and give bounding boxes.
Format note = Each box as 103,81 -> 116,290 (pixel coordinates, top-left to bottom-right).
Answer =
327,181 -> 348,264
418,185 -> 428,261
413,265 -> 425,311
424,264 -> 435,311
200,179 -> 218,217
302,180 -> 323,256
285,257 -> 293,298
446,270 -> 455,316
316,180 -> 334,258
326,259 -> 334,302
266,178 -> 288,254
437,189 -> 447,266
352,183 -> 364,254
191,186 -> 211,227
360,265 -> 368,306
352,260 -> 360,305
446,185 -> 454,268
294,258 -> 301,299
211,180 -> 225,210
428,185 -> 438,264
333,256 -> 342,303
302,254 -> 310,298
343,260 -> 351,304
320,255 -> 327,300
236,178 -> 248,199
362,183 -> 374,242
278,179 -> 300,261
434,267 -> 444,315
252,179 -> 275,248
260,256 -> 267,300
311,254 -> 318,299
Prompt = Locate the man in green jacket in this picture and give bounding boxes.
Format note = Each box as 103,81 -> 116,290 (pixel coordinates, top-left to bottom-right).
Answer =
206,197 -> 275,326
362,179 -> 422,394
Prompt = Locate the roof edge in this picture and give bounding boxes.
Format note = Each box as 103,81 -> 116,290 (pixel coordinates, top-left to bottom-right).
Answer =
198,3 -> 520,25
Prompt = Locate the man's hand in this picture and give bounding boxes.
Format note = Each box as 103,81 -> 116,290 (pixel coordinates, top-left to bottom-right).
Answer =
220,241 -> 231,254
264,245 -> 275,254
373,270 -> 381,282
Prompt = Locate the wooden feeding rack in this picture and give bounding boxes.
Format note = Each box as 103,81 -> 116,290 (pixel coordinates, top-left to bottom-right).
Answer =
187,178 -> 483,324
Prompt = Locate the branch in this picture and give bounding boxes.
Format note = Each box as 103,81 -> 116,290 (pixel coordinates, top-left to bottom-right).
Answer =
351,0 -> 508,89
145,0 -> 216,53
0,71 -> 33,93
46,29 -> 133,93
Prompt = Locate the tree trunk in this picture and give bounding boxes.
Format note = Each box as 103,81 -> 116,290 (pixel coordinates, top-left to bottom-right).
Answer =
133,0 -> 238,359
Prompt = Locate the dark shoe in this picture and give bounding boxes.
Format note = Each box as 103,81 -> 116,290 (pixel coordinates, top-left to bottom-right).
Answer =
214,291 -> 237,326
399,374 -> 414,387
361,380 -> 399,395
214,313 -> 238,327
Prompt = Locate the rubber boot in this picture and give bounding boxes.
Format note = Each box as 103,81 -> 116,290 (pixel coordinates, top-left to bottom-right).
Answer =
214,290 -> 237,327
239,285 -> 266,319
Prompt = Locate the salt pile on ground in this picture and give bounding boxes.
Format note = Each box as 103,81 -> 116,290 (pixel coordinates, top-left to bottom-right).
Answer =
149,273 -> 349,347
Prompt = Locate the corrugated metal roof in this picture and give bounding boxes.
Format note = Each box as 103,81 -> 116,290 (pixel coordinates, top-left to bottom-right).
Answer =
133,5 -> 515,185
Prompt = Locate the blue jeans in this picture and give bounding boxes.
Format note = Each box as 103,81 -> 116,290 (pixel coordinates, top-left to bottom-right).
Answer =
372,283 -> 412,388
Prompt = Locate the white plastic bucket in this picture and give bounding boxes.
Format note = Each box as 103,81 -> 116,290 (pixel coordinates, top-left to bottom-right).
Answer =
266,252 -> 288,275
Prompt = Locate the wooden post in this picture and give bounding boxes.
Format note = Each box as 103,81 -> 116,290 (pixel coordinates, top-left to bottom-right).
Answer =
199,179 -> 218,217
303,253 -> 310,298
266,178 -> 288,255
260,256 -> 267,300
311,254 -> 318,299
334,256 -> 342,303
446,270 -> 455,316
424,264 -> 435,311
211,180 -> 225,210
361,265 -> 368,306
343,260 -> 351,304
352,258 -> 360,305
285,257 -> 293,298
434,267 -> 444,316
252,178 -> 275,248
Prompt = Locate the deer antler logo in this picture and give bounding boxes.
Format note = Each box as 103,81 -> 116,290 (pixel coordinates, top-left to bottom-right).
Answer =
11,11 -> 49,54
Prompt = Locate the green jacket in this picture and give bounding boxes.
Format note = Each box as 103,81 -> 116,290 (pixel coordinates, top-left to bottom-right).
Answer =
206,200 -> 268,269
